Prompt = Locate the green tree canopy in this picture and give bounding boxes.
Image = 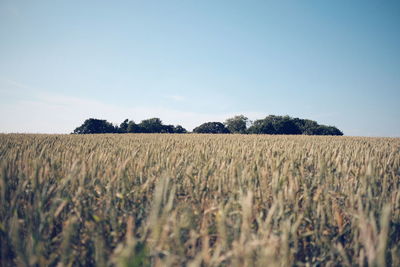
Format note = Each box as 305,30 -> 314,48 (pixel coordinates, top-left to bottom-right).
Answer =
73,115 -> 341,135
248,115 -> 343,135
173,125 -> 187,134
73,118 -> 116,134
138,118 -> 164,133
119,119 -> 129,133
74,118 -> 187,134
193,122 -> 230,134
224,115 -> 248,134
127,121 -> 142,133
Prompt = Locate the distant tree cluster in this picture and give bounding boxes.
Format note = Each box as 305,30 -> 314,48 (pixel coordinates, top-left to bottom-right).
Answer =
193,122 -> 230,134
73,118 -> 187,134
73,115 -> 343,135
194,115 -> 343,135
246,115 -> 343,135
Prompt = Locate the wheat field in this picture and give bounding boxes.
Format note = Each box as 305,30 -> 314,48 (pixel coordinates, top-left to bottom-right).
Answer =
0,134 -> 399,266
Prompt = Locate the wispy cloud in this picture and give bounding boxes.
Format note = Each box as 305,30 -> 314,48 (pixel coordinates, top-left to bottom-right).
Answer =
0,77 -> 39,94
0,90 -> 265,133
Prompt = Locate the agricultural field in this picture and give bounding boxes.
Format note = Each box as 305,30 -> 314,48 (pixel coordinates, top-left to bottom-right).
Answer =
0,134 -> 399,266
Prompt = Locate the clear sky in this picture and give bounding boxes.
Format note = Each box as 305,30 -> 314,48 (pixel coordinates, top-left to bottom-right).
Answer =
1,0 -> 399,136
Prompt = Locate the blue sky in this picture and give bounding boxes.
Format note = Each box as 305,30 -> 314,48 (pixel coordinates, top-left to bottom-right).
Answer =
1,0 -> 399,136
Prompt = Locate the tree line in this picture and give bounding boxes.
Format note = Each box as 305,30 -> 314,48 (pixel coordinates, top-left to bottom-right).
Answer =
73,115 -> 343,135
73,118 -> 187,134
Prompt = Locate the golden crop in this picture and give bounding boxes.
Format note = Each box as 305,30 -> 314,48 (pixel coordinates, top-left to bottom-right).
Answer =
0,134 -> 399,266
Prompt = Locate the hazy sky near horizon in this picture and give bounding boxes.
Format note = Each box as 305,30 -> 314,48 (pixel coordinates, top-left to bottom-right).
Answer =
1,0 -> 399,136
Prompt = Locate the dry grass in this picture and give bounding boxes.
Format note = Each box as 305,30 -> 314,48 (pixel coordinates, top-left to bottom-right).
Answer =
0,134 -> 399,266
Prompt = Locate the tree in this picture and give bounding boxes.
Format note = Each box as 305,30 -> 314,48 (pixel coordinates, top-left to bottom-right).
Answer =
224,115 -> 248,134
247,119 -> 275,134
124,119 -> 187,134
193,122 -> 230,134
73,118 -> 116,134
161,124 -> 175,133
72,115 -> 343,136
315,125 -> 343,136
248,115 -> 343,135
160,125 -> 188,133
293,119 -> 320,135
118,119 -> 129,133
292,119 -> 343,135
139,118 -> 164,133
269,115 -> 301,134
173,125 -> 187,134
327,126 -> 343,136
127,121 -> 142,133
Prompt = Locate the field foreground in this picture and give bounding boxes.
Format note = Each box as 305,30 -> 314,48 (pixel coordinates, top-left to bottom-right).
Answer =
0,134 -> 399,266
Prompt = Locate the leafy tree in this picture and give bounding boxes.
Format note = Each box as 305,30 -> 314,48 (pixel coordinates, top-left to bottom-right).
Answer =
173,125 -> 187,134
73,115 -> 342,136
293,119 -> 343,135
73,118 -> 116,134
160,125 -> 188,133
161,124 -> 175,133
118,119 -> 129,133
139,118 -> 164,133
247,119 -> 275,134
248,115 -> 342,135
269,115 -> 301,134
193,122 -> 230,134
125,119 -> 187,134
224,115 -> 248,134
293,119 -> 320,135
315,125 -> 343,135
328,126 -> 343,135
127,121 -> 142,133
